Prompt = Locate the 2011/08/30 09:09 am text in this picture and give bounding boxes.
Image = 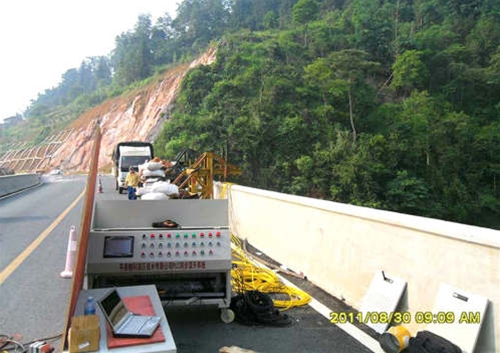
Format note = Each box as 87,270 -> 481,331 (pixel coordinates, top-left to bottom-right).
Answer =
329,311 -> 481,325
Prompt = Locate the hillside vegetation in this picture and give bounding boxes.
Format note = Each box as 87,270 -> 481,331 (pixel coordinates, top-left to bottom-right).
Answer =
2,0 -> 499,228
155,0 -> 500,228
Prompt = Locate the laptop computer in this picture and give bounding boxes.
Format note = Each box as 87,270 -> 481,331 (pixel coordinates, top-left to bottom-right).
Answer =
97,288 -> 161,338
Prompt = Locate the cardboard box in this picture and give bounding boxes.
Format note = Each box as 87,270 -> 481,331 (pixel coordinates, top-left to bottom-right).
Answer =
69,315 -> 100,353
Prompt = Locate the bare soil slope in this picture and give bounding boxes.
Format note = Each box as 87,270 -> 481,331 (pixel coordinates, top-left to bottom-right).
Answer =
50,47 -> 216,172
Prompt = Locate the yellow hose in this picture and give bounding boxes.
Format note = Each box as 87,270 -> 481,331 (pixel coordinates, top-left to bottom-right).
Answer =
231,234 -> 311,310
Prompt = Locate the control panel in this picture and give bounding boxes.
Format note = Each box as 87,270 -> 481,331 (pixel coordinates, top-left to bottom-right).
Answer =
87,228 -> 231,275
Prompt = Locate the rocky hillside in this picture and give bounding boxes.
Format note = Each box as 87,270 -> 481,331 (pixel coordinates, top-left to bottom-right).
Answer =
7,47 -> 217,173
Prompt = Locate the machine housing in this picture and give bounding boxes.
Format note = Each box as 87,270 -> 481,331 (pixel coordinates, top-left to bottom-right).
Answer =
86,199 -> 231,310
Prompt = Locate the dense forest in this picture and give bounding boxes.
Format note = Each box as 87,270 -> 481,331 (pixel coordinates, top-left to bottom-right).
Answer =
7,0 -> 500,228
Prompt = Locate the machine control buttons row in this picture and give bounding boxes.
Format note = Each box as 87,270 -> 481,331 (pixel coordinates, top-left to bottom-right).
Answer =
140,249 -> 215,258
142,231 -> 222,240
141,241 -> 222,249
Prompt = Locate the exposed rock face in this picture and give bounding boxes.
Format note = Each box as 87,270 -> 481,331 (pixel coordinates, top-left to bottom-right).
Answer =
50,47 -> 217,172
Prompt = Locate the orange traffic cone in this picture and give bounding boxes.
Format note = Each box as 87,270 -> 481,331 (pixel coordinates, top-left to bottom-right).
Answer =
98,177 -> 103,193
60,226 -> 77,278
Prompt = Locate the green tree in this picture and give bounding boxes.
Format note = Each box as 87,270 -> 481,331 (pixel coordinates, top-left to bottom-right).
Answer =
112,15 -> 154,86
391,50 -> 429,95
292,0 -> 319,25
305,49 -> 379,142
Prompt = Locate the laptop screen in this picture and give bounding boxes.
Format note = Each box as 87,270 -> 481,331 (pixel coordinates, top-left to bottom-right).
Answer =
100,290 -> 129,328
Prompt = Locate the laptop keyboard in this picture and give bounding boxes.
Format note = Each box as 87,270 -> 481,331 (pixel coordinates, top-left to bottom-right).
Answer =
119,316 -> 151,333
141,318 -> 160,333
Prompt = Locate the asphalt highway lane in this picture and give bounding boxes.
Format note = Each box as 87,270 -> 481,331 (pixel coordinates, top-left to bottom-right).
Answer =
0,175 -> 86,345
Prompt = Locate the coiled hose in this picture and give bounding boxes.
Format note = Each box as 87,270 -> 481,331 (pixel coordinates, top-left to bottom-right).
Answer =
231,234 -> 311,310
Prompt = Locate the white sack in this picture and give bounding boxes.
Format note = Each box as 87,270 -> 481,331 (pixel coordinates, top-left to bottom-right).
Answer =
141,192 -> 168,200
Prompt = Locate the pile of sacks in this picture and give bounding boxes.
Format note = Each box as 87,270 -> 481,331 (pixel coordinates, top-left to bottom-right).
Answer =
136,158 -> 180,200
136,180 -> 179,200
139,158 -> 166,179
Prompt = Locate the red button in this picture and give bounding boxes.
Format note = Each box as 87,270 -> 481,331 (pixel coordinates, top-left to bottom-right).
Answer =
216,231 -> 221,237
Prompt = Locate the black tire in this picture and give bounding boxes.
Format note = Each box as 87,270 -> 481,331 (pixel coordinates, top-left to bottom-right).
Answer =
245,291 -> 274,313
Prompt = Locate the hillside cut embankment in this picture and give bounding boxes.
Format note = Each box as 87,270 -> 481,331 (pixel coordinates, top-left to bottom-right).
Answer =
49,47 -> 217,172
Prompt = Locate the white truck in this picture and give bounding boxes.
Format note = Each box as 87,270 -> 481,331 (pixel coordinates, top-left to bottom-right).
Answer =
112,141 -> 154,194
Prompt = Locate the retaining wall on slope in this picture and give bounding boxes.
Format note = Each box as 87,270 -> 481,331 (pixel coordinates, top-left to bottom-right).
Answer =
0,174 -> 41,198
218,184 -> 500,353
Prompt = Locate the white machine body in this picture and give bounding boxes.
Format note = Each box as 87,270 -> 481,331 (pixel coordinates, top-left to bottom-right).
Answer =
86,200 -> 232,308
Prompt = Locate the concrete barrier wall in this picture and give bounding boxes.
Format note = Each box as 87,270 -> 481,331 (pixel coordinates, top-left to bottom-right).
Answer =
219,184 -> 499,353
0,174 -> 41,198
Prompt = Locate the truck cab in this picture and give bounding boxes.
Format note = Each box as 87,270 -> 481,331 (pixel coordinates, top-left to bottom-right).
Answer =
112,142 -> 154,194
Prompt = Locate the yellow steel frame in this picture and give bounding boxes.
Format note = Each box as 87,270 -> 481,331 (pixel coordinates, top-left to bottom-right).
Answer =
172,152 -> 241,199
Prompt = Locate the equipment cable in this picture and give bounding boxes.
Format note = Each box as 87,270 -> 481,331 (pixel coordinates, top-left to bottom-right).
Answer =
230,234 -> 311,310
0,333 -> 61,353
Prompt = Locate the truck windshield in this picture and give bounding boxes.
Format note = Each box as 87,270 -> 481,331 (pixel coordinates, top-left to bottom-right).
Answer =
121,156 -> 149,172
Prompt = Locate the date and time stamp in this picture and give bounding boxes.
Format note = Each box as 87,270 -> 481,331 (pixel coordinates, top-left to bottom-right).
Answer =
330,311 -> 481,325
